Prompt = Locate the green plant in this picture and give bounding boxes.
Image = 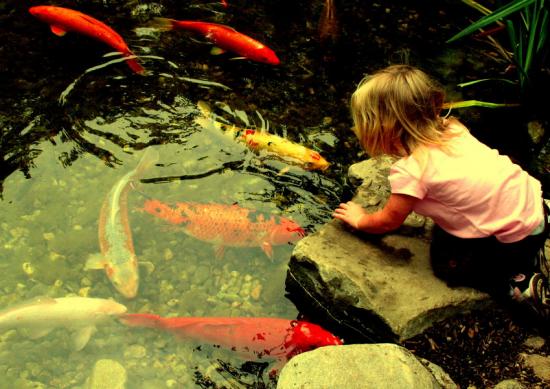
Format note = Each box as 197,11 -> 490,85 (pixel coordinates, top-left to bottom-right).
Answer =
448,0 -> 549,92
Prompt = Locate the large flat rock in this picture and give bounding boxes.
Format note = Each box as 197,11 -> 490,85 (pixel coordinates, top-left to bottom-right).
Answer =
285,157 -> 491,343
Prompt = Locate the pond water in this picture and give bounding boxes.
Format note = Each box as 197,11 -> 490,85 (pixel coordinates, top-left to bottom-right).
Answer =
0,0 -> 533,387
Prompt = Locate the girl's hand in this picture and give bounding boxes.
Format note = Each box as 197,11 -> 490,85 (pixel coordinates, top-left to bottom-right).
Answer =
332,201 -> 366,229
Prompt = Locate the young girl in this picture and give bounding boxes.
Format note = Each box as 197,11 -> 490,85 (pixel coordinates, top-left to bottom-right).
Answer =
332,64 -> 550,317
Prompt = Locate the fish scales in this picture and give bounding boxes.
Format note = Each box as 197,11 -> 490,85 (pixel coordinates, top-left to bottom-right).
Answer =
143,199 -> 304,258
176,202 -> 276,247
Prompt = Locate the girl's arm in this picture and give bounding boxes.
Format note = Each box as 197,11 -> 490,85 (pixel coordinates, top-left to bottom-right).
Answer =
332,193 -> 417,233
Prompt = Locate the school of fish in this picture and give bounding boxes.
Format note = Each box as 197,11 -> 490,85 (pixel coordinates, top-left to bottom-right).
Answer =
9,0 -> 345,383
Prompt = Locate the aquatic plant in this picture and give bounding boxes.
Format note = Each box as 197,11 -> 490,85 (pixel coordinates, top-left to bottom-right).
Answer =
448,0 -> 549,95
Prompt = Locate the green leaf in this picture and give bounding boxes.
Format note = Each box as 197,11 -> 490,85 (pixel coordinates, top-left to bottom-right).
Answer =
447,0 -> 537,43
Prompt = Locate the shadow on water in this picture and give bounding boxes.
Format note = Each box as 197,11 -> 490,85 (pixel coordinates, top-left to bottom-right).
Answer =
0,0 -> 547,387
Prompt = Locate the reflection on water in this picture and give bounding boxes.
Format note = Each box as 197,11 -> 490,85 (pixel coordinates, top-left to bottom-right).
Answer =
0,0 -> 497,386
0,56 -> 343,385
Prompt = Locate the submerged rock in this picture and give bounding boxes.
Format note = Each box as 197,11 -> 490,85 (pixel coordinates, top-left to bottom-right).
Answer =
277,343 -> 457,389
87,359 -> 127,389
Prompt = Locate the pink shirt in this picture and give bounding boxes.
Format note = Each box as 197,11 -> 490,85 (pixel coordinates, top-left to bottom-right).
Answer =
388,120 -> 543,243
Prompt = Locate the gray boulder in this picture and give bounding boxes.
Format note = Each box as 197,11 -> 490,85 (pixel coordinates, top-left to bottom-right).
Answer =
276,343 -> 458,389
285,157 -> 491,343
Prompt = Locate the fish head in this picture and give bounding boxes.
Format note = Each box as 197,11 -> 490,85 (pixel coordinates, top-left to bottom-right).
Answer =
304,151 -> 330,171
269,218 -> 306,244
28,6 -> 48,18
100,299 -> 128,316
285,320 -> 343,356
256,48 -> 280,65
142,199 -> 185,224
104,260 -> 138,299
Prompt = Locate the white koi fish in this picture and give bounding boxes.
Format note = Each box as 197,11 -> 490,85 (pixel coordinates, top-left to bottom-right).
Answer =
0,296 -> 127,350
86,147 -> 159,298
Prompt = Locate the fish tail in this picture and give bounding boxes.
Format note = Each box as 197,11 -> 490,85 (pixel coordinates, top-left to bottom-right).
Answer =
149,17 -> 178,31
125,55 -> 146,75
119,313 -> 163,328
135,147 -> 160,175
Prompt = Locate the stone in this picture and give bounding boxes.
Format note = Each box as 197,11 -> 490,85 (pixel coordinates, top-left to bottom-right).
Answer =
520,353 -> 550,382
277,343 -> 456,389
87,359 -> 127,389
286,157 -> 491,343
285,157 -> 490,342
493,379 -> 527,389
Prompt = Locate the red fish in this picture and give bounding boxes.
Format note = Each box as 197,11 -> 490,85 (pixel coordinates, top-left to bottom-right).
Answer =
120,313 -> 343,370
151,18 -> 280,65
318,0 -> 339,44
220,0 -> 228,7
29,6 -> 145,74
142,199 -> 305,258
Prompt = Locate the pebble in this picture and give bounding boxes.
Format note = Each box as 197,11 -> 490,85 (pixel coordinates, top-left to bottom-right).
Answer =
87,359 -> 127,389
124,345 -> 147,359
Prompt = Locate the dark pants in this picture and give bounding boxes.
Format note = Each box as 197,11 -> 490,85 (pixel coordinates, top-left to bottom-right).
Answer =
430,203 -> 549,298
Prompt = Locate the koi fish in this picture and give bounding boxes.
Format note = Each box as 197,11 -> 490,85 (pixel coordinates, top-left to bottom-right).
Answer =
142,199 -> 305,259
119,313 -> 343,370
0,297 -> 127,351
151,18 -> 280,65
318,0 -> 339,44
29,5 -> 145,74
86,148 -> 159,298
220,0 -> 228,7
195,103 -> 330,171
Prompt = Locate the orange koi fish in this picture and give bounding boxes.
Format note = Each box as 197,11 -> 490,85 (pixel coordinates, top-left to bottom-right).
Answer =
195,103 -> 330,171
142,199 -> 305,259
120,313 -> 343,372
29,5 -> 145,74
151,18 -> 280,65
318,0 -> 339,44
86,148 -> 159,298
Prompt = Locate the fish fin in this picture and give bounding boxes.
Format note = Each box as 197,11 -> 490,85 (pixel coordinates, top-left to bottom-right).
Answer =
119,313 -> 162,328
194,116 -> 220,130
50,25 -> 67,36
197,100 -> 213,117
149,17 -> 177,31
210,46 -> 226,55
261,242 -> 273,259
139,261 -> 155,275
73,326 -> 96,351
125,56 -> 146,75
214,245 -> 225,259
277,167 -> 291,176
85,254 -> 107,270
268,359 -> 288,378
24,326 -> 55,339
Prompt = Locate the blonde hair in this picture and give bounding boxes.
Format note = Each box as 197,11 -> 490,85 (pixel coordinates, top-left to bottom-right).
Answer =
350,65 -> 449,157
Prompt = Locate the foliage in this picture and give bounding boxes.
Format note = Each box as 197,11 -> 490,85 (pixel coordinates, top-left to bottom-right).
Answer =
448,0 -> 549,93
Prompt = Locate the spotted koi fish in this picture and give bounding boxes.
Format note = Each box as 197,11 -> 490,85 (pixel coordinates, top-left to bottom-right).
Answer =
86,148 -> 159,298
142,199 -> 305,259
195,102 -> 330,171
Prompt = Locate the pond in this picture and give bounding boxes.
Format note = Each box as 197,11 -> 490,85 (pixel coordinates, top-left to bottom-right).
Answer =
0,0 -> 541,388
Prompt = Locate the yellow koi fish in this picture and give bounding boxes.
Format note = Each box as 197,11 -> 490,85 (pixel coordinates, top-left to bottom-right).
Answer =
0,296 -> 127,350
195,102 -> 330,171
86,148 -> 159,298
